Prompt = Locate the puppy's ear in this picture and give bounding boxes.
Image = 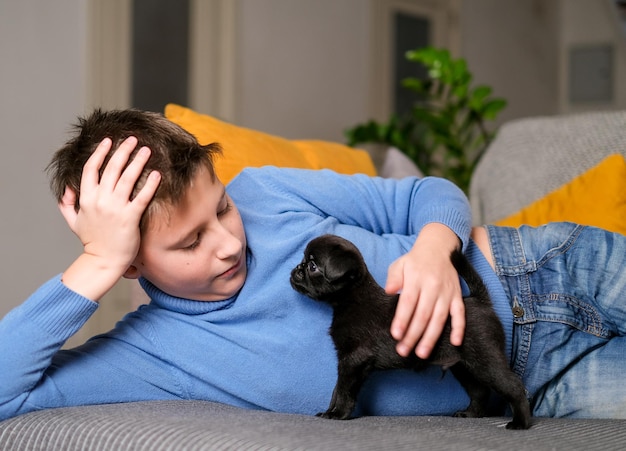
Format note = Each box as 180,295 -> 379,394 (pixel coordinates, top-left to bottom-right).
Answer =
324,252 -> 359,283
325,264 -> 354,283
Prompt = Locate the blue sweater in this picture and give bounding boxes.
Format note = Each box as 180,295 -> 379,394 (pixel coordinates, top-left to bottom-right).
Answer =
0,167 -> 512,421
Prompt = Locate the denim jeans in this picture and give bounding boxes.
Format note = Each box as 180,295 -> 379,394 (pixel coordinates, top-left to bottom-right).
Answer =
486,222 -> 626,418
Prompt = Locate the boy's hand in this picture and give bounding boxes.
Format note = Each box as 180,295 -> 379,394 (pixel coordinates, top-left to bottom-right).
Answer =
386,223 -> 465,359
58,137 -> 161,301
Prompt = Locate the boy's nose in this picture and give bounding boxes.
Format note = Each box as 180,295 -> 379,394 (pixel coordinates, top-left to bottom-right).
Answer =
215,226 -> 242,260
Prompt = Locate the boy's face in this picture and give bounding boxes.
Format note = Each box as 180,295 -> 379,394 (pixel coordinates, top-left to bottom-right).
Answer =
129,166 -> 247,301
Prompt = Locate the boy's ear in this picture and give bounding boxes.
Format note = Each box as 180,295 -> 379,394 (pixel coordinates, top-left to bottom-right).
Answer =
123,265 -> 140,280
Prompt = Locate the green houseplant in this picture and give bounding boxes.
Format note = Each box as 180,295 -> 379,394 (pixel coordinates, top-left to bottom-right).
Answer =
345,47 -> 507,194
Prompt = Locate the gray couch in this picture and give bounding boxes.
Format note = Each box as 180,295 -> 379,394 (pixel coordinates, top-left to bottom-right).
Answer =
2,400 -> 626,450
2,110 -> 626,450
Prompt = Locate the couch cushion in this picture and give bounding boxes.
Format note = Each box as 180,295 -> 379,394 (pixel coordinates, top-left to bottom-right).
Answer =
2,400 -> 626,450
495,154 -> 626,235
469,110 -> 626,225
164,104 -> 376,184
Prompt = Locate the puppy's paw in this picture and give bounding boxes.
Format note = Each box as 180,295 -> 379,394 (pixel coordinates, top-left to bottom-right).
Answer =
316,410 -> 351,420
505,418 -> 532,430
452,409 -> 483,419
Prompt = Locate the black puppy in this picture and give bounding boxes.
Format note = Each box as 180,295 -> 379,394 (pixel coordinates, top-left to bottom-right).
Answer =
290,234 -> 531,430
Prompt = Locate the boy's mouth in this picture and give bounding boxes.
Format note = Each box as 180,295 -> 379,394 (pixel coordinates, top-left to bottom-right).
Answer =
217,254 -> 245,279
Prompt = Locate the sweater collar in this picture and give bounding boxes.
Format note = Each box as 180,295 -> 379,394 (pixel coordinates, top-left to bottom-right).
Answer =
138,278 -> 236,314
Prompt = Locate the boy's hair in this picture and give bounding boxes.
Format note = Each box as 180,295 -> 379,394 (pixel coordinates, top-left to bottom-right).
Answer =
47,108 -> 222,231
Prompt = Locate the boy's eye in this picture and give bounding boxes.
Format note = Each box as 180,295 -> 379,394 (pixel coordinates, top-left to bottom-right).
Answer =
218,201 -> 232,217
183,234 -> 202,251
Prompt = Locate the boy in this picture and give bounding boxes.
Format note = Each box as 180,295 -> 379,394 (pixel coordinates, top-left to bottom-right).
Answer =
1,109 -> 626,421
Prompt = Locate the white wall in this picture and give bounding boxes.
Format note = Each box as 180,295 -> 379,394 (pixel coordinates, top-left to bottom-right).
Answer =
437,0 -> 626,123
236,0 -> 373,142
234,0 -> 626,137
232,0 -> 569,137
459,0 -> 561,123
0,0 -> 87,319
559,0 -> 626,113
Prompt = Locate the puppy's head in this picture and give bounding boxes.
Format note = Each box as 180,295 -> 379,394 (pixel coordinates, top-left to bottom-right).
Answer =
290,234 -> 366,304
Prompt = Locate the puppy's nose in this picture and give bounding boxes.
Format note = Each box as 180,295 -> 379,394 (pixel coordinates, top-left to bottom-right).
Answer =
292,265 -> 304,281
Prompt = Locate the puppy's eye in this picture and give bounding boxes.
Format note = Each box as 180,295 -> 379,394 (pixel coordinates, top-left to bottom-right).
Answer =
307,260 -> 318,272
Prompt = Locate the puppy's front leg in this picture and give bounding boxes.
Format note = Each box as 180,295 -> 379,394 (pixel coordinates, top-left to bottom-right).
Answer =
318,358 -> 371,420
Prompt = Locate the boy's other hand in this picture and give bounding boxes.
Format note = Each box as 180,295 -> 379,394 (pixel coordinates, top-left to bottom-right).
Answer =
386,223 -> 465,359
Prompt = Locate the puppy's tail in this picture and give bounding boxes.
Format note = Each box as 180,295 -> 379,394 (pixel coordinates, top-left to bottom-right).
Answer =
450,249 -> 491,305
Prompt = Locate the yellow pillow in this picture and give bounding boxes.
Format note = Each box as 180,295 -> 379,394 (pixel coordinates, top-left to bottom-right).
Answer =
496,154 -> 626,235
164,104 -> 376,184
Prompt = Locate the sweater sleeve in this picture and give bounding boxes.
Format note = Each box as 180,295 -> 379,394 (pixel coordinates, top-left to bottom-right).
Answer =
0,275 -> 98,419
229,167 -> 472,249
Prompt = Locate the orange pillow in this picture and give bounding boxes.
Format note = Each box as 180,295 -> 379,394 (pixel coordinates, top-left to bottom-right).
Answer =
496,154 -> 626,235
164,104 -> 376,184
